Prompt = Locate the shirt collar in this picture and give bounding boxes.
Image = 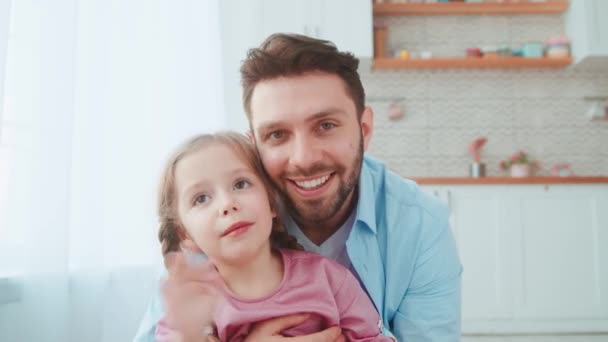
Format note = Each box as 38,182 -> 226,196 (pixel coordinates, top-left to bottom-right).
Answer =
354,157 -> 377,234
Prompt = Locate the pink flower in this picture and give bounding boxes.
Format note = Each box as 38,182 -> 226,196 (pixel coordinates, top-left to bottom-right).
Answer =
500,150 -> 538,174
468,137 -> 487,163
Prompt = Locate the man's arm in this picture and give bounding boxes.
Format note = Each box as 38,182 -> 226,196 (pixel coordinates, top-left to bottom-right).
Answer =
392,216 -> 462,341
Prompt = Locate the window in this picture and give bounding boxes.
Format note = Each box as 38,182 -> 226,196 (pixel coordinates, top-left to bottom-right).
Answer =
0,6 -> 21,277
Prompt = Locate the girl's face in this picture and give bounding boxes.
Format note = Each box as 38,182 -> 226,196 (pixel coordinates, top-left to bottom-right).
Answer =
174,143 -> 275,266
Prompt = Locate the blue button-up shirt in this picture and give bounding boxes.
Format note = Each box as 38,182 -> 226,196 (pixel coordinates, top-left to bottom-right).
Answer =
345,156 -> 462,341
134,155 -> 462,341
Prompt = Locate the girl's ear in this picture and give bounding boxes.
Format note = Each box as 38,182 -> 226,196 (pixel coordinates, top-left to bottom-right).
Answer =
176,226 -> 188,241
176,225 -> 204,254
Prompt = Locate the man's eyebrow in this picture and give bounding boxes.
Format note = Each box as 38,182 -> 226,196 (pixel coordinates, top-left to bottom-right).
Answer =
256,121 -> 284,136
256,109 -> 348,136
305,109 -> 347,122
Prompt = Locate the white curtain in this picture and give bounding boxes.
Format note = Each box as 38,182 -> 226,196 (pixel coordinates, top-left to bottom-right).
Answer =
0,0 -> 225,341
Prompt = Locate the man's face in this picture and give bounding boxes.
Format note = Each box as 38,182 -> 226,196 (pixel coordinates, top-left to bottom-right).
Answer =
249,72 -> 373,226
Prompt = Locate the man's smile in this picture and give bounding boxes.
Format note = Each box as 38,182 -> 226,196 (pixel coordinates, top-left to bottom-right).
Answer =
287,173 -> 335,198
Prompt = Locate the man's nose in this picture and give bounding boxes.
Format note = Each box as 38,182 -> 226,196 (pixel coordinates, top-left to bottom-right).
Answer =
291,135 -> 320,169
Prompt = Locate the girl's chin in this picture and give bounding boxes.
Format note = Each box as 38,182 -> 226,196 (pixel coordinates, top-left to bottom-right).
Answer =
216,249 -> 265,266
209,239 -> 273,267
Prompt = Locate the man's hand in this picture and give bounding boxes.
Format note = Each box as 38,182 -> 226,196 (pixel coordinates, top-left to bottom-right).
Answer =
245,314 -> 345,342
161,251 -> 223,342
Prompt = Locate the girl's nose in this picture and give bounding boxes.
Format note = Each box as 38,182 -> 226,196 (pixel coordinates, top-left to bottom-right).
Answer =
222,206 -> 238,216
219,193 -> 239,216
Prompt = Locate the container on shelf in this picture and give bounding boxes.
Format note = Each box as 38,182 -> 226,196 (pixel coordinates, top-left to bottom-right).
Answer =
510,164 -> 532,178
419,50 -> 433,59
546,35 -> 570,58
522,41 -> 544,58
466,47 -> 482,57
469,163 -> 486,178
481,45 -> 499,58
373,23 -> 388,58
399,50 -> 410,59
497,44 -> 512,57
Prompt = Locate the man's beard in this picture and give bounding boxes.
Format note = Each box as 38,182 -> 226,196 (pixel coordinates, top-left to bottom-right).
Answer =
278,138 -> 363,227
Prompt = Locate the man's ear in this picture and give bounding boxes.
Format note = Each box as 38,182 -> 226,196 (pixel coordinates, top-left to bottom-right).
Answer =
361,106 -> 374,151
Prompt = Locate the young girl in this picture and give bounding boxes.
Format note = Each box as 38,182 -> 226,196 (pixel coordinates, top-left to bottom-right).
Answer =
155,132 -> 392,342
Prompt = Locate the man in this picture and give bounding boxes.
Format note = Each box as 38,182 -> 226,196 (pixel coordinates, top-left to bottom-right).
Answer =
135,33 -> 462,341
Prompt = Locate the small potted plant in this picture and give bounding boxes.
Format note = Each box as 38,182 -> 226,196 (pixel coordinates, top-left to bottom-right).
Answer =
468,137 -> 487,178
499,151 -> 538,178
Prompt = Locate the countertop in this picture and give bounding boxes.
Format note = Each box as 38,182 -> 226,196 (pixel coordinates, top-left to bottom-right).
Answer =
410,176 -> 608,185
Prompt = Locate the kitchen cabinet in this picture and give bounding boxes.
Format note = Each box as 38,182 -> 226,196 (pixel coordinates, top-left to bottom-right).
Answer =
258,0 -> 373,58
566,0 -> 608,63
421,184 -> 608,334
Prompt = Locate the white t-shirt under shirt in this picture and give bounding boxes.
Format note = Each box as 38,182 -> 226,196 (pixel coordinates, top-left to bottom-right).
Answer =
282,209 -> 357,273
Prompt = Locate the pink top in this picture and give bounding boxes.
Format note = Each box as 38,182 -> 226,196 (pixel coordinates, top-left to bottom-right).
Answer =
157,249 -> 392,342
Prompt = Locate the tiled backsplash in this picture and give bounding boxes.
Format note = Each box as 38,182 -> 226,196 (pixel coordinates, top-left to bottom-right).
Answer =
362,15 -> 608,177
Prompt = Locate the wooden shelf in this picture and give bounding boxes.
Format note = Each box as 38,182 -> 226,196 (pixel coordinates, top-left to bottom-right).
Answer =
373,57 -> 573,69
373,1 -> 569,16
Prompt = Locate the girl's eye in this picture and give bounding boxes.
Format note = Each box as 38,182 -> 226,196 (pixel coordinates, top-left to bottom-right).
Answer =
193,194 -> 209,206
320,122 -> 336,130
234,179 -> 251,190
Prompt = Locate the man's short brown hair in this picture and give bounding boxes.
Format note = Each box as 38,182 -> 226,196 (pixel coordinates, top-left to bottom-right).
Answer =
240,33 -> 365,120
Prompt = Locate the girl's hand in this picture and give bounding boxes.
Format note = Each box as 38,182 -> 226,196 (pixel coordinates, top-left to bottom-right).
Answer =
161,251 -> 224,342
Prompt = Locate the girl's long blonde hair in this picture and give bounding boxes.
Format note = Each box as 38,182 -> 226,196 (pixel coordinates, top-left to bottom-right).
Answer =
157,131 -> 302,256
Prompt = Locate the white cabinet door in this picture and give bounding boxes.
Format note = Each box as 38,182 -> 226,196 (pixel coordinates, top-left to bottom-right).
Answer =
259,0 -> 373,58
445,186 -> 517,328
420,184 -> 608,334
566,0 -> 608,62
259,0 -> 313,38
589,0 -> 608,55
315,0 -> 373,58
420,185 -> 515,329
511,185 -> 608,332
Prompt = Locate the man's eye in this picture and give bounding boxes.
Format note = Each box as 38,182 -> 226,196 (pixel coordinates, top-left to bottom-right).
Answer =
193,194 -> 209,205
268,131 -> 284,140
320,122 -> 336,130
234,179 -> 251,190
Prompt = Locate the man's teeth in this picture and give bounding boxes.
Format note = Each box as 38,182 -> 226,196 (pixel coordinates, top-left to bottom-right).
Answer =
294,175 -> 330,190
